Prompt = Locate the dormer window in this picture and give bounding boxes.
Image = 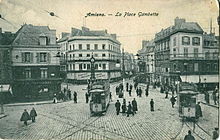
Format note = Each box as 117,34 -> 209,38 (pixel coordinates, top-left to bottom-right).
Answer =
39,33 -> 49,45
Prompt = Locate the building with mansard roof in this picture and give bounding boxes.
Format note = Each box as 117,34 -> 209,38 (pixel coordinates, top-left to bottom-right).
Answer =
154,17 -> 219,90
11,24 -> 62,100
57,27 -> 121,84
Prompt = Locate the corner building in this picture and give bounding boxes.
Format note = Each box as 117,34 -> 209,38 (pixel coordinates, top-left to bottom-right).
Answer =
58,27 -> 121,84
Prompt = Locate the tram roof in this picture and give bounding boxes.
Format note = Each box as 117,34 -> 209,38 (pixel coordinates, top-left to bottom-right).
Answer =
179,90 -> 198,95
89,89 -> 105,93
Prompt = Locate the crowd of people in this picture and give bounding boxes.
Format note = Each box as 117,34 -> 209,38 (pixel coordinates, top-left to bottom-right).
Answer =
53,88 -> 78,103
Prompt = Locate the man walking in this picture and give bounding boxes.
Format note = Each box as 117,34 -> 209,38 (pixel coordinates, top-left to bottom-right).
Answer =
145,86 -> 149,97
30,108 -> 37,122
170,95 -> 176,108
127,101 -> 134,117
115,100 -> 121,115
150,99 -> 154,111
139,87 -> 142,97
85,92 -> 89,103
195,102 -> 203,119
74,91 -> 77,103
20,109 -> 30,126
165,87 -> 169,99
132,98 -> 138,114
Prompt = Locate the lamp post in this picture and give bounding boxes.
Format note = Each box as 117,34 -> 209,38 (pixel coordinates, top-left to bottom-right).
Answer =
184,63 -> 188,82
90,54 -> 96,84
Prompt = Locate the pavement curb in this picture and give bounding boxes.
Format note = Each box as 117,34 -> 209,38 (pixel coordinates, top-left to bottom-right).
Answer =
5,101 -> 64,107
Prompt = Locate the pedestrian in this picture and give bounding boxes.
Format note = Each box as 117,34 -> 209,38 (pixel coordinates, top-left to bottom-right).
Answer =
184,130 -> 195,140
165,87 -> 169,99
136,87 -> 139,96
68,89 -> 72,100
150,99 -> 154,111
212,88 -> 217,105
109,92 -> 112,101
132,98 -> 138,114
53,93 -> 57,103
127,101 -> 134,117
195,102 -> 203,119
20,109 -> 31,126
128,89 -> 132,96
115,100 -> 121,115
73,91 -> 77,103
145,87 -> 149,97
30,108 -> 37,122
121,102 -> 127,115
130,84 -> 133,91
85,92 -> 89,103
212,127 -> 219,140
126,82 -> 129,92
170,95 -> 176,108
139,87 -> 142,97
160,85 -> 164,93
205,91 -> 210,104
134,82 -> 138,90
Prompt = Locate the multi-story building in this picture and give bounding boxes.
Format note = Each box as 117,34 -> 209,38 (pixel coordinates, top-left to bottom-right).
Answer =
137,40 -> 155,84
0,28 -> 15,101
11,24 -> 62,100
155,17 -> 219,89
57,27 -> 121,84
123,52 -> 135,77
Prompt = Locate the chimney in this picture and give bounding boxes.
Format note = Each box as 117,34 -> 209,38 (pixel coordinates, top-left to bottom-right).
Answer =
111,34 -> 116,39
82,26 -> 90,32
174,17 -> 185,26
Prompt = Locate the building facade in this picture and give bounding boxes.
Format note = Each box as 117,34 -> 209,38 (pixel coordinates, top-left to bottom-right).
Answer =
11,24 -> 62,100
0,28 -> 15,103
154,17 -> 219,89
58,27 -> 121,84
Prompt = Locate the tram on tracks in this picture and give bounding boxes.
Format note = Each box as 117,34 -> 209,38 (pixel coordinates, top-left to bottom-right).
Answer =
89,80 -> 110,115
177,82 -> 199,121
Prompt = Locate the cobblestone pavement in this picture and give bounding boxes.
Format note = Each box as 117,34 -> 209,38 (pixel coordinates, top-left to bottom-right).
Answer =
0,80 -> 218,140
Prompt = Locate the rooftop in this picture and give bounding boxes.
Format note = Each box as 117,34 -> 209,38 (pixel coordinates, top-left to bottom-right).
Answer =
57,27 -> 120,44
12,24 -> 57,46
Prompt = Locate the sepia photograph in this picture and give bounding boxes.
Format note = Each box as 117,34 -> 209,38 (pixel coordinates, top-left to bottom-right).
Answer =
0,0 -> 219,139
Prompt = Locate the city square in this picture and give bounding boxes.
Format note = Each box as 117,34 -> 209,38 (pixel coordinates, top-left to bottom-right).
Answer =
0,0 -> 219,140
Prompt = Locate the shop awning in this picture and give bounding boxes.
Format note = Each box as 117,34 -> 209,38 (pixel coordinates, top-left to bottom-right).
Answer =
0,84 -> 12,94
180,75 -> 219,83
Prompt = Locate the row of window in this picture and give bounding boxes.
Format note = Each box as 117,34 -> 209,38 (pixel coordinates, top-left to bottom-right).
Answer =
172,63 -> 218,72
20,52 -> 50,63
173,36 -> 200,46
24,68 -> 48,79
66,53 -> 119,60
68,63 -> 107,70
68,43 -> 120,53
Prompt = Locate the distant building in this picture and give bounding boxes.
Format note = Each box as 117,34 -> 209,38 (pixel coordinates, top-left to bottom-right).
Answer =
57,27 -> 121,84
138,39 -> 155,84
154,17 -> 219,89
123,52 -> 135,77
11,24 -> 61,100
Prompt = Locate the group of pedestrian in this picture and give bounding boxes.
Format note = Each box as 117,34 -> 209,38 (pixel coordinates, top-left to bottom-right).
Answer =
136,87 -> 142,97
184,128 -> 219,140
20,108 -> 37,126
115,98 -> 138,117
53,88 -> 73,103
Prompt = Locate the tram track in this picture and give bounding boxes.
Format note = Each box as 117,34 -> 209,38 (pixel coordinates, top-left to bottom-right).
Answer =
40,108 -> 134,140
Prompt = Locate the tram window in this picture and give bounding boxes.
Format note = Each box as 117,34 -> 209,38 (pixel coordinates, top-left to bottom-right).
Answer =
92,93 -> 101,104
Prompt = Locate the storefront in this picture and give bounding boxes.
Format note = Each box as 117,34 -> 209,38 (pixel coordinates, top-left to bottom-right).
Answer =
12,79 -> 62,101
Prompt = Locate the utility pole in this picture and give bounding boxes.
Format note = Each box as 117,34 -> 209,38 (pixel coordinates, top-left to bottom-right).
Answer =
122,48 -> 126,92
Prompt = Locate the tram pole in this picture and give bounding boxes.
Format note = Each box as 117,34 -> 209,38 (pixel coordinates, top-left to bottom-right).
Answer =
217,1 -> 220,129
122,48 -> 126,93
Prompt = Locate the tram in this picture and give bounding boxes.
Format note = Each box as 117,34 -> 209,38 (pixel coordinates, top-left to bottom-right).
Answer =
89,80 -> 110,115
177,82 -> 199,121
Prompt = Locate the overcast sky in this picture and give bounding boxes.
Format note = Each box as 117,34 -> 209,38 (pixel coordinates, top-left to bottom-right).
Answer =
0,0 -> 218,54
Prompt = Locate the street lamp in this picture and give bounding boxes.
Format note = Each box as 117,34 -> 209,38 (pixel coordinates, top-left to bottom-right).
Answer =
184,63 -> 188,82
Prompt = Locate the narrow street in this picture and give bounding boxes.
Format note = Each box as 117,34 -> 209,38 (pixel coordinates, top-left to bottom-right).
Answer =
0,80 -> 217,140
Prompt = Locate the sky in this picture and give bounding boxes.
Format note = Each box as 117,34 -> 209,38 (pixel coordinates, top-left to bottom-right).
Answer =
0,0 -> 219,54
